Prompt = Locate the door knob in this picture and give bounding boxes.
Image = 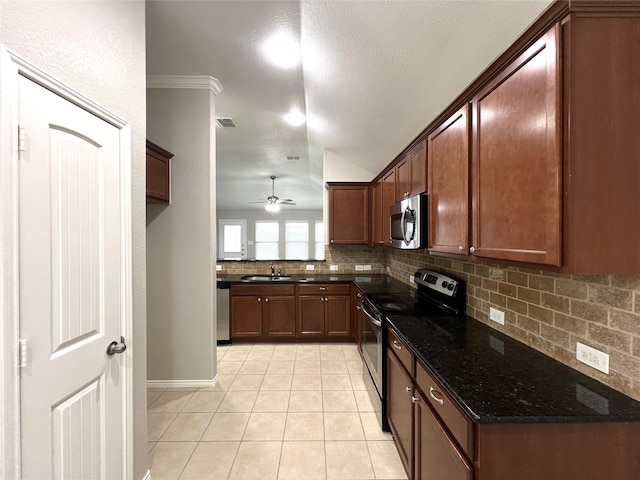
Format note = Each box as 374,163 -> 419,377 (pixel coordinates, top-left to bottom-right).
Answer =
106,336 -> 127,356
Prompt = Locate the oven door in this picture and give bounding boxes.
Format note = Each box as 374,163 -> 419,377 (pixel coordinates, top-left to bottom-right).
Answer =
361,299 -> 383,396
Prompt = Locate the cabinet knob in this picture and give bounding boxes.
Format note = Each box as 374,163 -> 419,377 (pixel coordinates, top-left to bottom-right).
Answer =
356,292 -> 362,298
330,239 -> 334,243
458,245 -> 464,252
319,287 -> 327,291
469,246 -> 476,254
405,386 -> 412,393
356,305 -> 361,310
392,340 -> 402,350
257,297 -> 261,302
411,395 -> 420,404
265,298 -> 269,302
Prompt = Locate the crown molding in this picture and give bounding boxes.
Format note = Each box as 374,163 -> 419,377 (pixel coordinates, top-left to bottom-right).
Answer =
146,75 -> 223,95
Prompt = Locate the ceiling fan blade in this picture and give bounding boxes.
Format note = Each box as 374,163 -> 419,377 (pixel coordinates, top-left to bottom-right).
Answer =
248,200 -> 267,204
281,199 -> 294,202
281,201 -> 296,205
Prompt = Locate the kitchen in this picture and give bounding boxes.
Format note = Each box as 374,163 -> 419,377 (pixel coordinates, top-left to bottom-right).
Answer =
3,0 -> 640,479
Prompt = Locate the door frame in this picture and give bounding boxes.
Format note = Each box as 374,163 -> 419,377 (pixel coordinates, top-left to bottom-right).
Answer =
0,47 -> 134,479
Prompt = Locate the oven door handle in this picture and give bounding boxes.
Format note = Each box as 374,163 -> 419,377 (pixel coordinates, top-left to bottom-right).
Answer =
361,301 -> 382,327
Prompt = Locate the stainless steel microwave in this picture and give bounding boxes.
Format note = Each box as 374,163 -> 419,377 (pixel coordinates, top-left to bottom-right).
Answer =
390,193 -> 428,249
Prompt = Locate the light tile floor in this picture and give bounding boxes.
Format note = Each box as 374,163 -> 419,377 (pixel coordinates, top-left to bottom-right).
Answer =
148,343 -> 408,480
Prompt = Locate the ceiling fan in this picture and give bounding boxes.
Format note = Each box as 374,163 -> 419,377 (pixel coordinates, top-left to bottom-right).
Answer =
249,175 -> 296,213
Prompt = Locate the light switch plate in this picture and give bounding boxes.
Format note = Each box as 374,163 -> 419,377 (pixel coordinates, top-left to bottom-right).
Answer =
355,265 -> 364,271
363,265 -> 372,271
215,265 -> 222,271
489,307 -> 505,325
576,342 -> 609,374
329,265 -> 339,271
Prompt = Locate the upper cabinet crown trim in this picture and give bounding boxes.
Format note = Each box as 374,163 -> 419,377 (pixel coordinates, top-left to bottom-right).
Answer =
146,75 -> 224,96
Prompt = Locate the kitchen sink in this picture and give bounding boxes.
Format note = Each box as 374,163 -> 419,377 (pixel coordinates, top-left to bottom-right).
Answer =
240,274 -> 292,281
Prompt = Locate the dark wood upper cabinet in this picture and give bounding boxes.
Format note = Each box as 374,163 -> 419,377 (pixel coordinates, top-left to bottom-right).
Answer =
382,169 -> 396,246
371,180 -> 383,246
428,105 -> 471,256
327,183 -> 369,245
471,25 -> 562,266
146,140 -> 174,203
395,139 -> 427,202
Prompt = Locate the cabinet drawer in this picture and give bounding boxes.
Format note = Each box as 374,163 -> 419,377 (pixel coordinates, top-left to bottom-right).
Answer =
388,328 -> 414,376
231,284 -> 295,296
416,360 -> 473,458
297,283 -> 351,295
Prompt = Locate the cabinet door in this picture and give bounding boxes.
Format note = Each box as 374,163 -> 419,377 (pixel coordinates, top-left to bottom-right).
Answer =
472,26 -> 561,266
382,169 -> 395,246
414,390 -> 472,480
387,349 -> 413,478
231,295 -> 263,337
329,185 -> 369,245
325,295 -> 351,336
408,139 -> 427,196
371,180 -> 384,245
297,296 -> 325,336
264,296 -> 296,337
395,156 -> 411,201
428,105 -> 470,255
146,141 -> 173,203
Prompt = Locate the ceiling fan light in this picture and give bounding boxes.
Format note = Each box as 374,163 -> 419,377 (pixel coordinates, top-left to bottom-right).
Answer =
271,202 -> 281,213
285,109 -> 305,126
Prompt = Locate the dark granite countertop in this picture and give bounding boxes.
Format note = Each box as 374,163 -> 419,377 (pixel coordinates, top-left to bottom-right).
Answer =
217,273 -> 410,287
387,313 -> 640,424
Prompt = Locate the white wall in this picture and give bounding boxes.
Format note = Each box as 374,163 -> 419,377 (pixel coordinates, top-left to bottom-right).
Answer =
0,1 -> 148,477
147,86 -> 217,383
218,209 -> 323,260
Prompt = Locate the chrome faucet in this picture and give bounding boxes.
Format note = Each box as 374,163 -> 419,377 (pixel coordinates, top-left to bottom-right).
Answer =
270,263 -> 275,276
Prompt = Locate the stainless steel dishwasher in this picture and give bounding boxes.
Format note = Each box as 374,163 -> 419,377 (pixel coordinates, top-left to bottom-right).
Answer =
216,280 -> 231,344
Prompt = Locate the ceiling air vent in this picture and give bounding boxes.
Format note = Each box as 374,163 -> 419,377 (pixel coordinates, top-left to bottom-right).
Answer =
216,117 -> 236,128
286,155 -> 302,161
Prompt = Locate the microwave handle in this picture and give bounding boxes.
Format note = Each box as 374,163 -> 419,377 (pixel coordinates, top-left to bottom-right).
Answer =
402,207 -> 413,244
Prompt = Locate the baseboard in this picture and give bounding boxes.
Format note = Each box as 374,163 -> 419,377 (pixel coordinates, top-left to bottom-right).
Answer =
147,375 -> 218,389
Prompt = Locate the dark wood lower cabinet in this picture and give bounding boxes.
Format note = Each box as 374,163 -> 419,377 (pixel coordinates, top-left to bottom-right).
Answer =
297,296 -> 325,336
387,349 -> 413,478
263,296 -> 295,337
230,296 -> 263,337
325,295 -> 350,336
414,389 -> 472,480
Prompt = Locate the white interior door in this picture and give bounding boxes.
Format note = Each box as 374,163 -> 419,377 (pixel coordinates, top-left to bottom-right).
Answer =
18,74 -> 128,479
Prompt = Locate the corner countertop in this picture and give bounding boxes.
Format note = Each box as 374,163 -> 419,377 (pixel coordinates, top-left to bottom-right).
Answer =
387,313 -> 640,424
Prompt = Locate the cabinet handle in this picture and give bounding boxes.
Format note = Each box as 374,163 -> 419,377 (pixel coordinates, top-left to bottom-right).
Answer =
357,292 -> 362,298
392,340 -> 402,350
257,297 -> 261,302
429,386 -> 444,405
356,305 -> 361,310
405,386 -> 412,393
411,395 -> 420,404
469,246 -> 476,254
319,287 -> 327,291
458,245 -> 464,252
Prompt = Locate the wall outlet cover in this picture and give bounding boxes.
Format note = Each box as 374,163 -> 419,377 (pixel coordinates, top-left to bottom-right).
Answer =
363,265 -> 372,271
355,265 -> 364,271
330,265 -> 339,271
409,274 -> 415,284
576,342 -> 609,374
386,266 -> 391,273
306,264 -> 315,271
215,265 -> 222,271
489,307 -> 505,325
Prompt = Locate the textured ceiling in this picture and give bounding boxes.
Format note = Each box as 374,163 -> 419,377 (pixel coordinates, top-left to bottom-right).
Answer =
146,0 -> 553,211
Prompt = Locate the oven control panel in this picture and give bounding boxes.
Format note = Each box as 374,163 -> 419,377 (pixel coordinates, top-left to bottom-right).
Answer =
414,269 -> 458,297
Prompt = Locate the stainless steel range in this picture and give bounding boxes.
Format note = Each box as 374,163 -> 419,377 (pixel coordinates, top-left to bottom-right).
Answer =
360,269 -> 465,430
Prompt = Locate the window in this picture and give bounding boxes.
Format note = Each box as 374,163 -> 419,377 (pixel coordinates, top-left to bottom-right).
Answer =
286,222 -> 309,260
218,219 -> 246,259
255,221 -> 279,259
315,221 -> 325,260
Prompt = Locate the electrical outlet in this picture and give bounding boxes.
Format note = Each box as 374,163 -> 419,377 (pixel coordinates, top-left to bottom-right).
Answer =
329,265 -> 339,271
355,265 -> 364,271
386,266 -> 391,273
409,274 -> 415,284
215,265 -> 222,271
306,264 -> 315,271
363,265 -> 371,271
489,307 -> 505,325
576,342 -> 609,374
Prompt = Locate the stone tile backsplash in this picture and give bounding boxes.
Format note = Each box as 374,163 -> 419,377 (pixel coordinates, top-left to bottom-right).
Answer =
386,248 -> 640,402
217,245 -> 640,401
